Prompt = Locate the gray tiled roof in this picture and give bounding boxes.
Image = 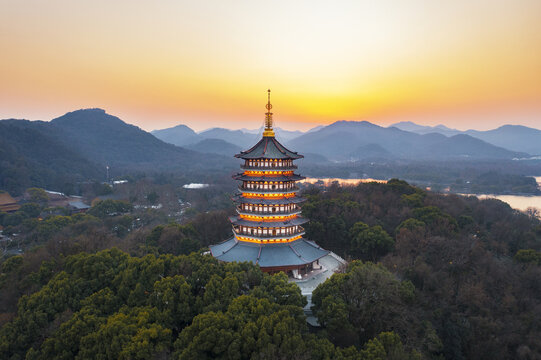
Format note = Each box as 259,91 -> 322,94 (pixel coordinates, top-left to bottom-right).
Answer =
235,136 -> 303,160
209,237 -> 329,268
68,201 -> 91,209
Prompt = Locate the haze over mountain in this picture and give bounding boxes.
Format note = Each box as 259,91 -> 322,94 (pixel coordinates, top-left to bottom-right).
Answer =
154,119 -> 539,162
465,125 -> 541,156
239,127 -> 304,142
288,120 -> 526,161
152,124 -> 304,150
150,124 -> 200,148
186,138 -> 242,157
3,108 -> 540,196
392,121 -> 541,155
391,121 -> 461,137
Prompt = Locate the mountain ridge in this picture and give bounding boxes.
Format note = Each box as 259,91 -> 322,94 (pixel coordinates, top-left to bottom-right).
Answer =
0,109 -> 235,194
289,120 -> 526,161
392,121 -> 541,155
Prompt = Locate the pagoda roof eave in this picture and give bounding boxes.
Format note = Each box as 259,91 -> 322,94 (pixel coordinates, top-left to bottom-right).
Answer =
235,136 -> 303,160
209,237 -> 329,268
232,195 -> 306,205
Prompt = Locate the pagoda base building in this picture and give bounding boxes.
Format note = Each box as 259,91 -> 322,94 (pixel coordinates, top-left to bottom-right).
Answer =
209,90 -> 329,278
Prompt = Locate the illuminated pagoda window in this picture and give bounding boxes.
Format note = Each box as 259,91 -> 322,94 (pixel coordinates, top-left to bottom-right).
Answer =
209,90 -> 329,278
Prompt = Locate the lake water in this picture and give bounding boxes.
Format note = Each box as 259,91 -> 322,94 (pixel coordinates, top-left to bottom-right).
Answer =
465,176 -> 541,213
470,194 -> 541,212
301,177 -> 541,213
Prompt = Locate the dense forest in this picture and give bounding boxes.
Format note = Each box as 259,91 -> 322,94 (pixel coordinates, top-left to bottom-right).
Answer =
1,180 -> 540,359
303,180 -> 541,359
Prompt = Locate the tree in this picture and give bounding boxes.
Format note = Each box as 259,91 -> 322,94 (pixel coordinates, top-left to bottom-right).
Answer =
312,261 -> 430,351
349,222 -> 394,261
360,332 -> 421,360
19,203 -> 42,218
27,188 -> 49,205
87,200 -> 133,218
146,191 -> 159,204
514,249 -> 541,265
250,272 -> 307,308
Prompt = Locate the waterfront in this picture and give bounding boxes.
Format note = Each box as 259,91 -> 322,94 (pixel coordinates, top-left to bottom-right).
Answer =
473,176 -> 541,213
301,177 -> 541,214
470,194 -> 541,213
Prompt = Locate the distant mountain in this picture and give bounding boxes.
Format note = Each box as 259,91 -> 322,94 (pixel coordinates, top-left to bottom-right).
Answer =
274,127 -> 304,142
0,109 -> 236,194
391,121 -> 541,156
289,120 -> 525,161
151,124 -> 200,147
0,119 -> 102,195
50,109 -> 229,170
290,121 -> 417,159
348,143 -> 392,160
186,138 -> 242,156
238,127 -> 304,141
426,134 -> 525,159
298,152 -> 329,164
240,127 -> 261,135
198,128 -> 258,149
197,127 -> 299,148
306,125 -> 326,133
153,123 -> 305,150
390,121 -> 461,136
465,125 -> 541,155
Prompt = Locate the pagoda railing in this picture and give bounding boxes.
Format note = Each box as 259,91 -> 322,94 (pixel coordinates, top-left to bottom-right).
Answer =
238,185 -> 299,194
240,164 -> 297,170
236,205 -> 301,216
232,226 -> 305,239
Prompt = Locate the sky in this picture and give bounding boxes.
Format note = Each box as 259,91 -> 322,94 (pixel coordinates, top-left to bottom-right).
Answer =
1,0 -> 540,132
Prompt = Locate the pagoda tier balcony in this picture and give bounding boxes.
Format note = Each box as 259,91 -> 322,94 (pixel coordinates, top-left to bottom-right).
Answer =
233,194 -> 306,205
236,205 -> 301,217
240,164 -> 297,171
238,186 -> 299,195
234,174 -> 305,182
229,215 -> 308,228
232,226 -> 305,241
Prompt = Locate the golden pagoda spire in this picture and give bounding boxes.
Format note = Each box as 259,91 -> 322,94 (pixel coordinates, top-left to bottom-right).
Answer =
263,89 -> 275,137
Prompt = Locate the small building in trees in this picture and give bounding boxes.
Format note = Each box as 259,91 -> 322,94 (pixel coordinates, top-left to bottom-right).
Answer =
210,90 -> 329,278
0,192 -> 20,213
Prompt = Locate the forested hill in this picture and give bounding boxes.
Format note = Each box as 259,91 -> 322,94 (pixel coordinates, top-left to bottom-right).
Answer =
49,109 -> 228,168
1,180 -> 540,359
0,120 -> 102,195
0,109 -> 235,195
303,180 -> 541,359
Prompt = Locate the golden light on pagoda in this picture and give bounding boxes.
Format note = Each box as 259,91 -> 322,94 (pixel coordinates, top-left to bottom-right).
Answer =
210,90 -> 329,275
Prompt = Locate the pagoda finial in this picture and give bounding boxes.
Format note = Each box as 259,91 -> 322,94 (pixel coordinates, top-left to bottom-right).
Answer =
263,89 -> 275,137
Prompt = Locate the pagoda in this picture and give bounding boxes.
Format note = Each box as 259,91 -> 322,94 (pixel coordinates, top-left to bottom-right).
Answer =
209,90 -> 329,278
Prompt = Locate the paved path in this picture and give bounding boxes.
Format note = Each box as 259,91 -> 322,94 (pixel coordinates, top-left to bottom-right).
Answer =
289,252 -> 347,326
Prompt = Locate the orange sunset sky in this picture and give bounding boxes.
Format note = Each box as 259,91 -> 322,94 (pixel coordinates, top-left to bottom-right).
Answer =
1,0 -> 541,132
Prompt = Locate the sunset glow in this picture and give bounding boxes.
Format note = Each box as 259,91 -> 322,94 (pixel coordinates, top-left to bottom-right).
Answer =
1,0 -> 540,131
